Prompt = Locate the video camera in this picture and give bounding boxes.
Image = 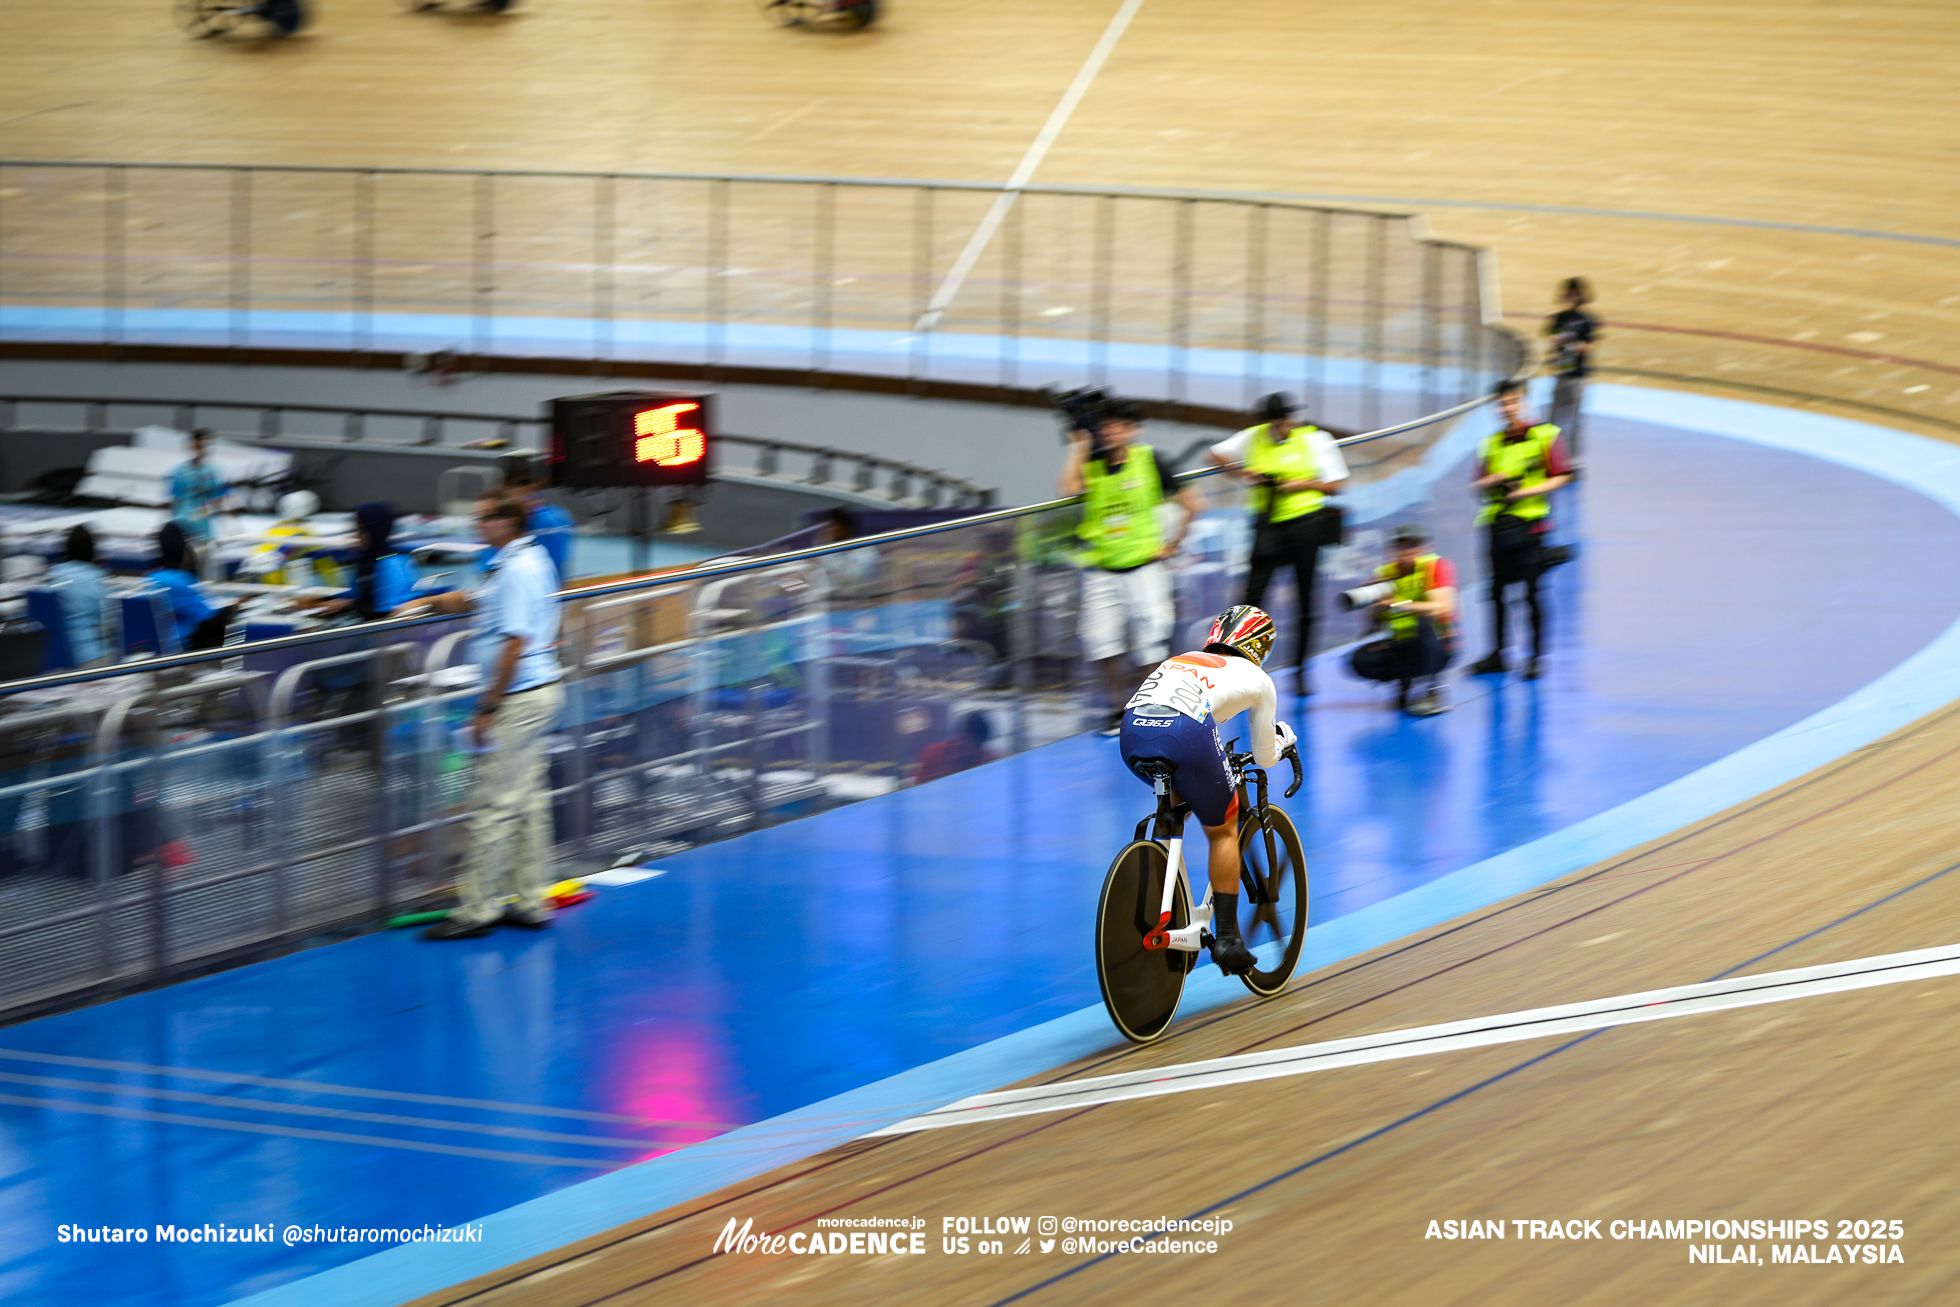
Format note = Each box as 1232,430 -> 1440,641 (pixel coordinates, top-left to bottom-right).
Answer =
1048,385 -> 1128,463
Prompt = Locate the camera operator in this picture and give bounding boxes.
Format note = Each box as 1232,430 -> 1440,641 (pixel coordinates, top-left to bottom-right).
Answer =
1544,277 -> 1598,456
1059,397 -> 1203,736
1346,525 -> 1458,716
1204,392 -> 1348,693
1470,379 -> 1574,681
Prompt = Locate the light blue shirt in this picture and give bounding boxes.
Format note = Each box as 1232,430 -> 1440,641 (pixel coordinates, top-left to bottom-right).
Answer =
148,568 -> 215,649
169,461 -> 229,541
471,535 -> 561,695
46,560 -> 107,664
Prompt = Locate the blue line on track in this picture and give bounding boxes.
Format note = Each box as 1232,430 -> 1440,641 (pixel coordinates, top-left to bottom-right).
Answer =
988,854 -> 1960,1303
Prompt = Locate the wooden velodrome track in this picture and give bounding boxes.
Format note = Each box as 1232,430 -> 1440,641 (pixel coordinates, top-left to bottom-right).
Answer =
7,1 -> 1960,1301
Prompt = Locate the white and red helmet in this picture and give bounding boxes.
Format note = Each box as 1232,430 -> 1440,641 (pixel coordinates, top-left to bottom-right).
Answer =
1204,605 -> 1277,667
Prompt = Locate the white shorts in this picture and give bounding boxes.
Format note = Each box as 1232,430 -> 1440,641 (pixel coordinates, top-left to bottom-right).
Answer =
1079,563 -> 1174,665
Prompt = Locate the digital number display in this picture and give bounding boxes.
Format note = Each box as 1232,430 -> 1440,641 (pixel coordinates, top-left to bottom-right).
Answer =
634,403 -> 706,467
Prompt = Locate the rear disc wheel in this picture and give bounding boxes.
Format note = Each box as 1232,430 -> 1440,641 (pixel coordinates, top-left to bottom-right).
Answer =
1095,840 -> 1191,1044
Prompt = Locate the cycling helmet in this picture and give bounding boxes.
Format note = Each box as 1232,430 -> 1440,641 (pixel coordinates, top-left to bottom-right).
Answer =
1204,605 -> 1276,667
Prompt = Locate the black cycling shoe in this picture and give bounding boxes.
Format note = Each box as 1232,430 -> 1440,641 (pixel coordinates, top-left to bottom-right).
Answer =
1209,932 -> 1257,977
1469,652 -> 1507,676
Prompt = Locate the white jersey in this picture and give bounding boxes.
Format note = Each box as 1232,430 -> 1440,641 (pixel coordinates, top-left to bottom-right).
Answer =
1126,651 -> 1283,766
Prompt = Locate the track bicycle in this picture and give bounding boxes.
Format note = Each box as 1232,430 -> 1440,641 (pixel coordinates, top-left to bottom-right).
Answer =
175,0 -> 307,38
396,0 -> 517,13
757,0 -> 877,29
1095,744 -> 1307,1044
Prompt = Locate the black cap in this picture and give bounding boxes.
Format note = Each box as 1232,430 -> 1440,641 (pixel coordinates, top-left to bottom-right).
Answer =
1257,392 -> 1297,422
1391,524 -> 1429,546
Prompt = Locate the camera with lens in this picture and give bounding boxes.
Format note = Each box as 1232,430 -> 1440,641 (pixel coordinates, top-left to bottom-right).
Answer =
1047,386 -> 1149,464
1338,580 -> 1400,613
1485,475 -> 1523,504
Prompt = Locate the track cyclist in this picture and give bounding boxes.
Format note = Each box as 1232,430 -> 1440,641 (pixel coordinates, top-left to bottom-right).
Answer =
1117,604 -> 1297,976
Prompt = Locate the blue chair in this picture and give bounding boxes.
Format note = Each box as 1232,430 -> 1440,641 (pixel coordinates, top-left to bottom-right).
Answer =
122,590 -> 181,658
25,590 -> 74,672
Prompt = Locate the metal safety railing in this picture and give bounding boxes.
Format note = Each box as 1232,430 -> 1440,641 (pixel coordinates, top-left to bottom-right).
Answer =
0,376 -> 1515,1023
0,158 -> 1529,1022
0,393 -> 996,508
0,161 -> 1521,429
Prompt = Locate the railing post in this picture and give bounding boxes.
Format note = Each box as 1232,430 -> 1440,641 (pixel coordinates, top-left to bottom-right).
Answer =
910,185 -> 934,389
421,415 -> 441,447
229,167 -> 253,356
104,164 -> 127,349
260,407 -> 279,440
473,172 -> 495,359
1307,208 -> 1329,418
1000,186 -> 1023,393
1364,215 -> 1387,434
593,174 -> 615,369
707,177 -> 730,377
1091,193 -> 1114,388
1170,198 -> 1193,413
343,411 -> 365,443
812,181 -> 835,384
1245,203 -> 1269,411
1420,239 -> 1441,418
353,170 -> 376,364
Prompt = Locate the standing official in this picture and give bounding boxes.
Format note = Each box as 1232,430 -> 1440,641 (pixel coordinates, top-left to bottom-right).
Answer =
1469,381 -> 1574,681
1206,392 -> 1348,692
1544,277 -> 1598,456
169,429 -> 231,575
398,496 -> 566,939
1060,399 -> 1203,736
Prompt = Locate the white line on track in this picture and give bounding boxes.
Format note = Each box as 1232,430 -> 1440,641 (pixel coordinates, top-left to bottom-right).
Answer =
869,941 -> 1960,1135
913,0 -> 1147,331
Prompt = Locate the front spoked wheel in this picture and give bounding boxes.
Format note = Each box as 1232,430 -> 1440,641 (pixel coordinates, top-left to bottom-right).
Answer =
1095,840 -> 1192,1044
176,0 -> 242,37
1234,804 -> 1308,996
757,0 -> 823,26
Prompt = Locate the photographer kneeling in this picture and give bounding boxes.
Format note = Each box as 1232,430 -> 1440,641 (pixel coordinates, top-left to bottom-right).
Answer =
1346,526 -> 1458,716
1059,398 -> 1203,736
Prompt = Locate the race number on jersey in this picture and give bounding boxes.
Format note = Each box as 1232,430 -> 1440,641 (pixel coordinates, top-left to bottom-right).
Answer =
1127,654 -> 1224,722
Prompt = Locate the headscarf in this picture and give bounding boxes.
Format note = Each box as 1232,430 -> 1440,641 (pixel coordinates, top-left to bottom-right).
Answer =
353,501 -> 398,579
155,521 -> 191,573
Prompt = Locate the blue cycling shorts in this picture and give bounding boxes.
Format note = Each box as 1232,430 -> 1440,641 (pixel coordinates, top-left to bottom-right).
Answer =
1118,706 -> 1237,828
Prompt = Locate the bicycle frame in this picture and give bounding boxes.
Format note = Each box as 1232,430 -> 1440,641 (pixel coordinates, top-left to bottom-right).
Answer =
1138,753 -> 1285,955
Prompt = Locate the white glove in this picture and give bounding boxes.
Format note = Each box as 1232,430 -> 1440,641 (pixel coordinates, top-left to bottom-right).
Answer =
1274,721 -> 1297,754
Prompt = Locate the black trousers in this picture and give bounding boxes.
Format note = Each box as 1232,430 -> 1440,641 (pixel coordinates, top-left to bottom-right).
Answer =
1486,524 -> 1547,658
1244,514 -> 1323,669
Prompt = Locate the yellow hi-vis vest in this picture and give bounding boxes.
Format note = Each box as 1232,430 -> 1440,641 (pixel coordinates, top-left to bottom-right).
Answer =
1376,554 -> 1453,642
1477,424 -> 1561,525
1242,423 -> 1324,523
1078,444 -> 1166,570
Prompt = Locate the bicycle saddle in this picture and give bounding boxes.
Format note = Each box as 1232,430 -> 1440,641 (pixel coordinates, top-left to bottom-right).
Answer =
1131,758 -> 1177,782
